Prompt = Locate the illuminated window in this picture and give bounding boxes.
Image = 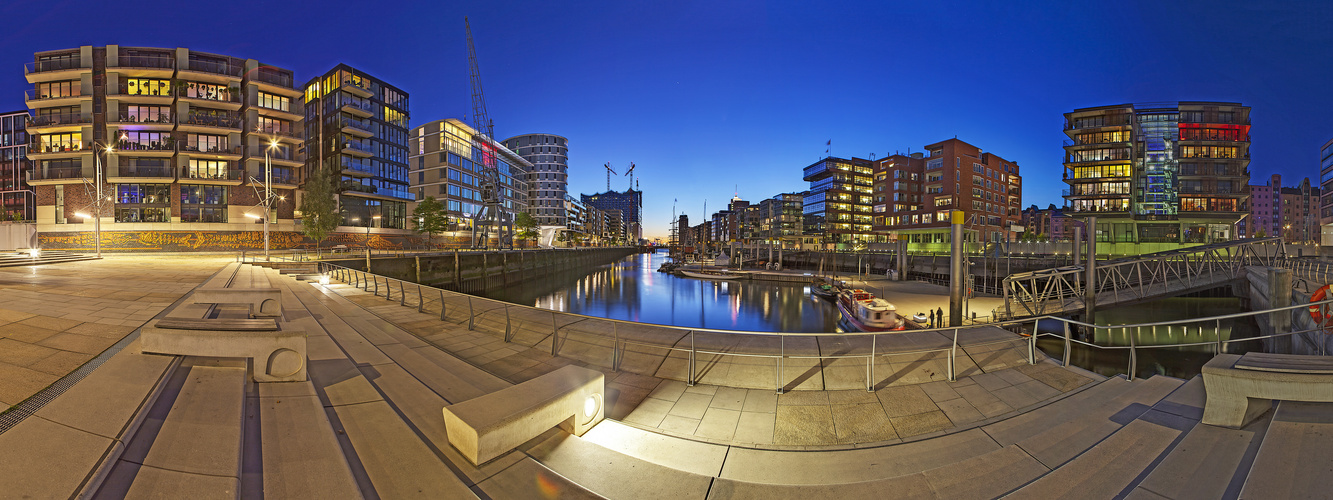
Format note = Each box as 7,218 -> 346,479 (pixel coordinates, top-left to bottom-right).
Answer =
125,78 -> 171,96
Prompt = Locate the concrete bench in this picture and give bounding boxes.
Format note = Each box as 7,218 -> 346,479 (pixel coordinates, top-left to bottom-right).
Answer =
1202,353 -> 1333,428
441,365 -> 605,465
141,318 -> 306,383
191,287 -> 282,318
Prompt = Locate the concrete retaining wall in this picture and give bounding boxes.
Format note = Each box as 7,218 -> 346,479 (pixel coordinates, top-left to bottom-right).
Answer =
328,247 -> 638,295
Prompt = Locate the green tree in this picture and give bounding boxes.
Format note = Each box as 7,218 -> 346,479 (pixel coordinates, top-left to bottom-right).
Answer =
299,165 -> 339,258
515,212 -> 539,247
411,196 -> 449,246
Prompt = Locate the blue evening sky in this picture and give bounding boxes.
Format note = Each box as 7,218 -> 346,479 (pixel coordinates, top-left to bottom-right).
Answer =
2,1 -> 1330,240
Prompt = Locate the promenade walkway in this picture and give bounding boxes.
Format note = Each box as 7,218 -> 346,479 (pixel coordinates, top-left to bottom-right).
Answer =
0,256 -> 1325,498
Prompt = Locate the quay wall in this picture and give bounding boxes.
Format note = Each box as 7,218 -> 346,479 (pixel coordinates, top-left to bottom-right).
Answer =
327,247 -> 639,294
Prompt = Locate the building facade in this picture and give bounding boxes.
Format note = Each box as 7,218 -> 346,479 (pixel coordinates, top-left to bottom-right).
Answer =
407,119 -> 529,239
802,156 -> 874,247
1320,138 -> 1333,246
0,111 -> 32,220
1062,102 -> 1250,244
745,193 -> 802,246
501,133 -> 568,228
581,189 -> 642,242
1020,204 -> 1076,241
873,139 -> 1022,244
1242,174 -> 1319,243
303,64 -> 411,229
25,45 -> 304,230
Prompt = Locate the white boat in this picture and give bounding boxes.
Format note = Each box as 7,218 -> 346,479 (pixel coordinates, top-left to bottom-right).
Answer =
678,269 -> 748,280
836,289 -> 905,332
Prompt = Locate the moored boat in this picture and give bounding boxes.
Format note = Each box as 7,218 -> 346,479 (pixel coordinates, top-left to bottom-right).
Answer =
678,269 -> 748,280
836,289 -> 905,332
811,283 -> 839,301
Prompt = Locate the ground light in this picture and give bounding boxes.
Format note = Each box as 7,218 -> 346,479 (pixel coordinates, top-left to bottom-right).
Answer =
581,393 -> 602,425
319,274 -> 331,286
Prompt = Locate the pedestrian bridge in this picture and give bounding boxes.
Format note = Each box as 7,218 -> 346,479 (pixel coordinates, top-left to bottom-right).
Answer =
1000,238 -> 1287,318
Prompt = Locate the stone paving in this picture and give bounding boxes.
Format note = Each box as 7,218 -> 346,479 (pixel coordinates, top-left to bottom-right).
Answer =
0,255 -> 230,408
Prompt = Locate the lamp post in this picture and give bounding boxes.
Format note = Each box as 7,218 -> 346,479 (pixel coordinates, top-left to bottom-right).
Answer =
262,139 -> 279,261
86,142 -> 115,258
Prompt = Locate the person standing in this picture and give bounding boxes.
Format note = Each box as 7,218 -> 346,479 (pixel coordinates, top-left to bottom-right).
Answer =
928,309 -> 936,328
936,307 -> 944,327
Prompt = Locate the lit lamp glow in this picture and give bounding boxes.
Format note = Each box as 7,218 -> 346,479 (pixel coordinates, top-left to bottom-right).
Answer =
319,273 -> 331,285
27,248 -> 40,259
581,393 -> 602,424
244,213 -> 262,220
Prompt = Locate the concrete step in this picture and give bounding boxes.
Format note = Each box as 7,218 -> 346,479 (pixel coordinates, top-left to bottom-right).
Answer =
1005,375 -> 1183,469
95,358 -> 248,498
520,429 -> 714,500
1239,401 -> 1333,499
252,380 -> 362,498
981,375 -> 1150,448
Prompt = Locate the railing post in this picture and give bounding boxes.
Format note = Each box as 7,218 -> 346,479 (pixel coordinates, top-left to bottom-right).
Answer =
504,305 -> 512,342
467,296 -> 475,330
417,285 -> 424,312
776,336 -> 784,395
867,334 -> 876,392
550,311 -> 559,355
688,330 -> 696,386
948,329 -> 959,382
1062,321 -> 1072,367
612,322 -> 620,372
1128,326 -> 1138,381
373,275 -> 379,296
398,280 -> 405,306
445,289 -> 455,321
1029,318 -> 1039,364
1216,318 -> 1223,355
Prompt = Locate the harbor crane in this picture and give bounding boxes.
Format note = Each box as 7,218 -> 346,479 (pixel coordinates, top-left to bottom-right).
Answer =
466,17 -> 509,249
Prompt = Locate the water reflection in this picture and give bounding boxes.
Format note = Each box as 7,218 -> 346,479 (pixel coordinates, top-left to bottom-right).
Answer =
1038,297 -> 1259,379
481,251 -> 841,332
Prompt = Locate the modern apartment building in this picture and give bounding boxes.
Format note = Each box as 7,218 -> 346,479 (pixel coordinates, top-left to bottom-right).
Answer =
802,156 -> 874,247
740,193 -> 802,246
25,46 -> 304,229
582,189 -> 642,242
1062,102 -> 1251,244
1020,204 -> 1076,241
501,133 -> 568,228
407,118 -> 530,237
872,139 -> 1022,244
0,111 -> 32,220
1241,174 -> 1319,243
303,64 -> 411,229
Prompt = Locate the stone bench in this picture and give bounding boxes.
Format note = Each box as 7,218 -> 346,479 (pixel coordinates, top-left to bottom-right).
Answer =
141,318 -> 306,383
192,287 -> 282,318
1202,352 -> 1333,428
441,365 -> 605,465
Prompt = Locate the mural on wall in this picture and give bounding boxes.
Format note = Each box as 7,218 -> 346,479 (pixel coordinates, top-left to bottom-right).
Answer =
37,230 -> 443,252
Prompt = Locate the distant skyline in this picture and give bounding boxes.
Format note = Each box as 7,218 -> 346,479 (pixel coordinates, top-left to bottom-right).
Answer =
2,1 -> 1331,240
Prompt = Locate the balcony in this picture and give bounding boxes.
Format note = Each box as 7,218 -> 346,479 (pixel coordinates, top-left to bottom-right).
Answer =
179,59 -> 243,83
110,54 -> 175,78
177,87 -> 242,110
341,141 -> 374,158
111,84 -> 174,105
1062,138 -> 1131,148
180,145 -> 242,160
180,166 -> 244,185
249,146 -> 302,167
250,70 -> 300,96
1064,115 -> 1133,131
179,112 -> 242,133
340,117 -> 374,138
110,112 -> 173,130
107,164 -> 175,182
341,157 -> 375,177
25,90 -> 83,108
340,79 -> 373,99
28,112 -> 91,133
117,141 -> 176,157
27,166 -> 86,185
265,169 -> 298,187
25,58 -> 86,83
27,142 -> 87,159
255,124 -> 301,142
339,98 -> 374,118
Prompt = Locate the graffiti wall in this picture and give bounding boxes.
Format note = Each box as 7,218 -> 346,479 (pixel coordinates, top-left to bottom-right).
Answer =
37,230 -> 441,252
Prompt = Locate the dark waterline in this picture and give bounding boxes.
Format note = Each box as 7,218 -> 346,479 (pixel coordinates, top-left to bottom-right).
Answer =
480,251 -> 842,332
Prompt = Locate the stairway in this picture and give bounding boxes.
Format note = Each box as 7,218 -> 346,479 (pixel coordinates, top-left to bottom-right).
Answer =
0,249 -> 99,267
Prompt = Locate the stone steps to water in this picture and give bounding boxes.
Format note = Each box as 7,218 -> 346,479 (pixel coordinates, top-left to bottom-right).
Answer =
0,250 -> 99,267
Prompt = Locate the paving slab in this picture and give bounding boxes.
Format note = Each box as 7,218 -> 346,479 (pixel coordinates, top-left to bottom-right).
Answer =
326,399 -> 475,498
580,420 -> 730,477
523,432 -> 714,500
1239,401 -> 1333,500
257,393 -> 361,499
0,414 -> 117,498
720,428 -> 1001,484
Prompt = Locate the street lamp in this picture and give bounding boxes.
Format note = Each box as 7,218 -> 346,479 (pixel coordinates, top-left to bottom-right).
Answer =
262,138 -> 280,261
83,142 -> 115,258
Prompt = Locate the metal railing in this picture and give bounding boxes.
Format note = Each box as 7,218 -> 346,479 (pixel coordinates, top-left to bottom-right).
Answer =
114,55 -> 175,69
112,165 -> 174,178
309,261 -> 1333,389
181,167 -> 243,181
29,112 -> 91,128
342,141 -> 373,154
1003,238 -> 1286,317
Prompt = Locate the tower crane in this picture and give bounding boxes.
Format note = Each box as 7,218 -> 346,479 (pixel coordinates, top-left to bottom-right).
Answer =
624,162 -> 636,191
603,162 -> 616,191
466,17 -> 508,249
